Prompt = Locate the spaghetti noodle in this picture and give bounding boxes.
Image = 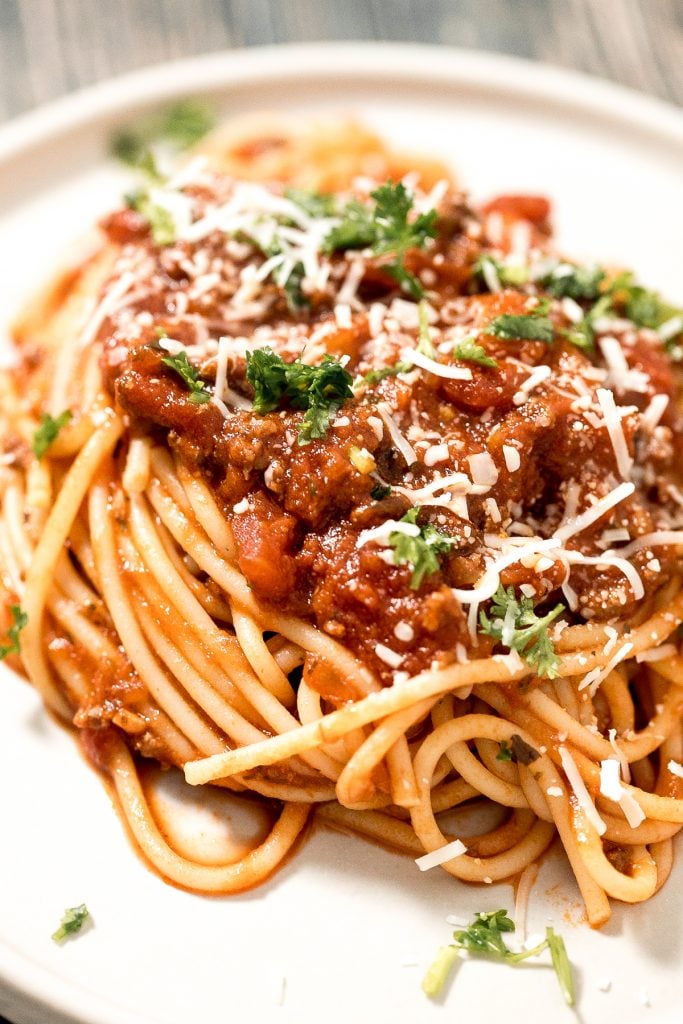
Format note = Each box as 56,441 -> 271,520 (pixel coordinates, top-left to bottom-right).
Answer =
2,115 -> 683,927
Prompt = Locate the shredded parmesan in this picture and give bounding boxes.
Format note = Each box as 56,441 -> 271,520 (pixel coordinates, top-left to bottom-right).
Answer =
502,445 -> 521,472
375,644 -> 405,669
553,481 -> 635,543
578,642 -> 633,695
401,347 -> 473,381
595,387 -> 634,480
415,839 -> 467,871
635,643 -> 677,663
558,746 -> 607,836
377,403 -> 417,465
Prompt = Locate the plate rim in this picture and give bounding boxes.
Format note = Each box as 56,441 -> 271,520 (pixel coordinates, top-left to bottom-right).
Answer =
0,40 -> 681,165
1,40 -> 682,1024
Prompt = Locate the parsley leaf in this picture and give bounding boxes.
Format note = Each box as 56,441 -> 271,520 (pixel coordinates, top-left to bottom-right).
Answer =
561,292 -> 612,351
125,188 -> 176,246
112,98 -> 215,174
479,585 -> 564,678
484,301 -> 554,344
161,350 -> 211,404
509,733 -> 541,765
541,263 -> 605,301
453,337 -> 498,368
284,187 -> 338,219
474,254 -> 529,289
155,99 -> 216,150
324,182 -> 438,299
363,361 -> 412,384
52,904 -> 90,943
371,482 -> 392,501
0,605 -> 28,660
422,909 -> 574,1008
496,740 -> 512,762
417,300 -> 436,357
388,508 -> 454,589
32,411 -> 72,459
245,348 -> 353,445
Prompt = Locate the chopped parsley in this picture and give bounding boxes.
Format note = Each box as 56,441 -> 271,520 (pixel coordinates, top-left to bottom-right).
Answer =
541,262 -> 605,301
453,337 -> 498,368
388,508 -> 454,589
363,361 -> 412,384
324,181 -> 438,298
422,909 -> 574,1008
417,300 -> 437,357
161,350 -> 212,404
474,254 -> 530,289
0,605 -> 27,660
52,904 -> 90,943
112,98 -> 215,175
125,188 -> 176,246
496,740 -> 513,761
484,300 -> 554,344
284,187 -> 337,219
32,410 -> 72,459
479,585 -> 564,679
245,348 -> 353,445
370,482 -> 392,501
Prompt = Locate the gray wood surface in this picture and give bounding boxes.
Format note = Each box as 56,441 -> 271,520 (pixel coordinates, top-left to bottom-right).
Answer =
0,2 -> 680,1024
0,0 -> 682,124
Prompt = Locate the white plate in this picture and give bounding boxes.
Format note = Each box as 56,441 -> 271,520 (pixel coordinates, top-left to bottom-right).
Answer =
1,42 -> 682,1024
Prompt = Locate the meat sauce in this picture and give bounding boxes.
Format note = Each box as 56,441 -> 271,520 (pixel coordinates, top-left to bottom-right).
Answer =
92,175 -> 683,688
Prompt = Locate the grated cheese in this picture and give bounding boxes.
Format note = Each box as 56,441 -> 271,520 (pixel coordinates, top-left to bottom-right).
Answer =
640,393 -> 669,432
598,336 -> 649,394
558,745 -> 607,836
400,347 -> 473,381
502,445 -> 521,472
553,481 -> 635,543
377,403 -> 417,465
375,644 -> 405,669
579,642 -> 634,695
415,838 -> 467,871
635,643 -> 677,663
667,760 -> 683,779
467,451 -> 499,488
595,387 -> 634,480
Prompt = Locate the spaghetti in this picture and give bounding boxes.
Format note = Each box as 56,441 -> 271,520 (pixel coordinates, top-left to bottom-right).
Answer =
2,115 -> 683,927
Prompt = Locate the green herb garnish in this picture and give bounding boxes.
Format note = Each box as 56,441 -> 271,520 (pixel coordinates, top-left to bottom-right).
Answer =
479,585 -> 564,679
496,740 -> 512,761
245,348 -> 353,445
417,300 -> 436,357
125,188 -> 176,246
112,98 -> 215,174
422,910 -> 574,1008
0,605 -> 27,660
541,263 -> 605,301
161,350 -> 211,404
52,904 -> 90,943
453,337 -> 498,368
370,482 -> 392,501
388,508 -> 454,589
474,254 -> 530,289
324,181 -> 438,298
363,361 -> 412,384
32,411 -> 72,459
485,300 -> 554,344
284,187 -> 337,219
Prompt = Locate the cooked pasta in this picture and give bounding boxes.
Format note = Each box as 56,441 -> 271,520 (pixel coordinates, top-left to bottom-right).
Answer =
2,113 -> 683,927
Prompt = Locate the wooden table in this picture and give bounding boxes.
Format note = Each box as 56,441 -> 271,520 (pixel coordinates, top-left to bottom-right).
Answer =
0,1 -> 680,1023
0,0 -> 681,122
